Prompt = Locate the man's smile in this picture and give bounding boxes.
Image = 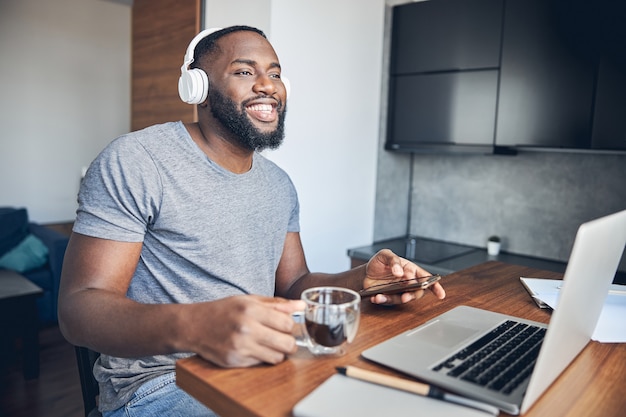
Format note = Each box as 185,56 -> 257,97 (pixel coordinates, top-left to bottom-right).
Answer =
246,101 -> 278,123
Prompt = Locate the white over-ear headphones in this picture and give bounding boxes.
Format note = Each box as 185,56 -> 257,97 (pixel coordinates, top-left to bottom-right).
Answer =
178,27 -> 291,105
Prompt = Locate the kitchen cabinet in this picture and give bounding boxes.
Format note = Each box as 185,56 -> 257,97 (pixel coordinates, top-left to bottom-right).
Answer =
391,0 -> 504,74
591,58 -> 626,150
495,0 -> 595,149
387,0 -> 626,154
388,70 -> 499,152
386,0 -> 504,152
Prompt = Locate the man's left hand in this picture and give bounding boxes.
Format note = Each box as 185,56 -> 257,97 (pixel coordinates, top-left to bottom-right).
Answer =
364,249 -> 446,305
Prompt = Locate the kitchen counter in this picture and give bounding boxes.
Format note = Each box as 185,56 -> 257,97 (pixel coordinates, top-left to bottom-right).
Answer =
348,236 -> 568,277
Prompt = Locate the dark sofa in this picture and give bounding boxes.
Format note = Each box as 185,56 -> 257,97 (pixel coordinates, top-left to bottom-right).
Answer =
24,223 -> 69,324
0,207 -> 69,325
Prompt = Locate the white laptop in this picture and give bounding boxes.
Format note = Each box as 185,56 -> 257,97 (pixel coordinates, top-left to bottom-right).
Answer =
362,210 -> 626,415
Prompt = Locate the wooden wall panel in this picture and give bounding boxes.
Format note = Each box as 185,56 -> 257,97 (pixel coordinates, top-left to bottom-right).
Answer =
132,0 -> 201,131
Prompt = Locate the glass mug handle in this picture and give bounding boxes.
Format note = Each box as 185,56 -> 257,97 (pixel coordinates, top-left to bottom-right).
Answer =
292,311 -> 309,347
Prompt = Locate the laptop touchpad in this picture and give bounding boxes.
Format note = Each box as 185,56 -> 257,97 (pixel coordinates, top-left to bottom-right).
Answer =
407,320 -> 480,348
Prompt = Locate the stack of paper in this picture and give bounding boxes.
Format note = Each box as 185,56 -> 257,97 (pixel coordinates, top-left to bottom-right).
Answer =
520,277 -> 626,343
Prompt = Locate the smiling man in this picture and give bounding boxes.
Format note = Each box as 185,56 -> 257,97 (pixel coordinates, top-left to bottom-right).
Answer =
58,26 -> 445,417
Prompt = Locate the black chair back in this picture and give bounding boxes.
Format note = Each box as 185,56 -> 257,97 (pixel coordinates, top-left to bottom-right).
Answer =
74,346 -> 102,417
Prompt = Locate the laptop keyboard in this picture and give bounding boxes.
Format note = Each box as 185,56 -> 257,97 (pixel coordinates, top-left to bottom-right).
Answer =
432,320 -> 546,395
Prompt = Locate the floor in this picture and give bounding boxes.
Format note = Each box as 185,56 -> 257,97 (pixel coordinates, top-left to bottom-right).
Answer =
0,325 -> 84,417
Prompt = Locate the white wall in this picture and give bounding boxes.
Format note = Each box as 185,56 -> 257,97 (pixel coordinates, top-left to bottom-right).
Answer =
0,0 -> 131,223
267,1 -> 384,272
204,0 -> 272,31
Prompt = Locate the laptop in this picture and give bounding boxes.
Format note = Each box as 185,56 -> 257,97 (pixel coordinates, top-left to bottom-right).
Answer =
362,210 -> 626,415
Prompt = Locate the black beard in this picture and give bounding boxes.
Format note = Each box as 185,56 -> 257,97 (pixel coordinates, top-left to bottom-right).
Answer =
209,88 -> 286,151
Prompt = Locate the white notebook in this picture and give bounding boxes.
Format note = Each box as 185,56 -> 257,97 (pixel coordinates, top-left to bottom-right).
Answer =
293,374 -> 496,417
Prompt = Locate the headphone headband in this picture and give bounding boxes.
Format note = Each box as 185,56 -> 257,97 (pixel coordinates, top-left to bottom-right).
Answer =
181,27 -> 223,73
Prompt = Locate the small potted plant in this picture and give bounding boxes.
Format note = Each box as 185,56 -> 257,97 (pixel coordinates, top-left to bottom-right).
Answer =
487,235 -> 501,256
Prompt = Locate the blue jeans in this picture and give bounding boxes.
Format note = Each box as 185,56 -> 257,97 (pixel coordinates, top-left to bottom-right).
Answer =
103,372 -> 217,417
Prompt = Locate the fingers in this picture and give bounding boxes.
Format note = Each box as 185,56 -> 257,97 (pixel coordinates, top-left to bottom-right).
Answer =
251,296 -> 305,315
247,316 -> 299,364
210,330 -> 296,368
271,299 -> 306,314
369,280 -> 446,305
370,288 -> 426,305
196,296 -> 301,367
371,249 -> 431,280
430,282 -> 446,300
248,300 -> 303,364
370,249 -> 403,277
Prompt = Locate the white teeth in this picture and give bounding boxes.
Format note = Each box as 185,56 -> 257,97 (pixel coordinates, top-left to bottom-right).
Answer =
247,104 -> 272,112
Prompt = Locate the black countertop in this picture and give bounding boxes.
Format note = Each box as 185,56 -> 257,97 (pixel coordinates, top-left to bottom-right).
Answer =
347,236 -> 568,276
348,236 -> 626,284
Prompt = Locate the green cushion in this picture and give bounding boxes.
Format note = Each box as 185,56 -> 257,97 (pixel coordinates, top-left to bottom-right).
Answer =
0,234 -> 49,273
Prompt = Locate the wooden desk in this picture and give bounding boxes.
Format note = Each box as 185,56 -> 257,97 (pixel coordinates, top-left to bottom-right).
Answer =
176,262 -> 626,417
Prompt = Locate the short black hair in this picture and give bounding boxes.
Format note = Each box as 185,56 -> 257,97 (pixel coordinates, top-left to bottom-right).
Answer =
191,25 -> 267,69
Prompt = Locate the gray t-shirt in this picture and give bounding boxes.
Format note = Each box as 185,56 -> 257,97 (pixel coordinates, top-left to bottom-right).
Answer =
74,121 -> 300,411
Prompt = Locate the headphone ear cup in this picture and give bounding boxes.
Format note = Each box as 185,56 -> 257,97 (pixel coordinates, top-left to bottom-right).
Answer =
178,68 -> 209,104
282,76 -> 291,100
179,28 -> 221,105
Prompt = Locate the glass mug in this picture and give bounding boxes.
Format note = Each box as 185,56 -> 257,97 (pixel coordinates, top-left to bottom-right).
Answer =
292,286 -> 361,356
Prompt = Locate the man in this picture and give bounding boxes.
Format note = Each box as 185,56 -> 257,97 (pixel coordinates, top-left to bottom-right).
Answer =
58,26 -> 445,417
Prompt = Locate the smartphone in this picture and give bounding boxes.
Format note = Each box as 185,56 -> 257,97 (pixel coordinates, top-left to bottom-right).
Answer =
358,274 -> 442,297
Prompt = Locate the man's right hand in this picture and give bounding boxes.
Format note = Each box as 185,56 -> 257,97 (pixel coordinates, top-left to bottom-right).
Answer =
184,295 -> 305,367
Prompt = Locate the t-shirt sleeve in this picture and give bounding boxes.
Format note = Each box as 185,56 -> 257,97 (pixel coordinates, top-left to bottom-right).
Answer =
287,190 -> 300,233
74,136 -> 161,242
284,172 -> 300,233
